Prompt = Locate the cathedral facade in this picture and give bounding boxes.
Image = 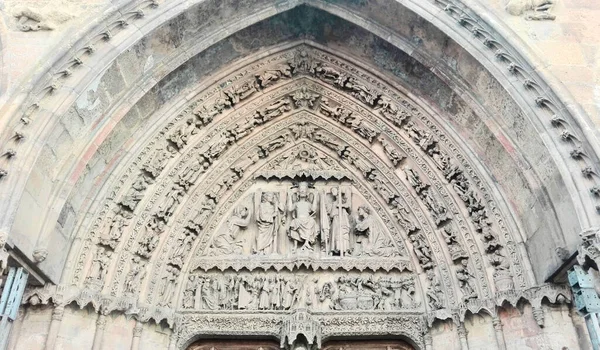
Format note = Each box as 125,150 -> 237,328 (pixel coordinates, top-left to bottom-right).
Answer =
0,0 -> 598,349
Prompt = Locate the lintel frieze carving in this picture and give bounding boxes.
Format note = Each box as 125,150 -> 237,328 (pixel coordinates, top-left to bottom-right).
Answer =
21,281 -> 569,336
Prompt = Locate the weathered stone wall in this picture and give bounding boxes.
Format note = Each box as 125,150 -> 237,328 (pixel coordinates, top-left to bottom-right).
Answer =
7,304 -> 172,350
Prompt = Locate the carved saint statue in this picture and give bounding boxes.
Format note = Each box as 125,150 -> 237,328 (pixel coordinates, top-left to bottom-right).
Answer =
425,269 -> 444,310
354,205 -> 396,257
287,182 -> 319,252
99,210 -> 132,249
456,259 -> 477,301
209,204 -> 250,256
124,256 -> 145,295
410,234 -> 434,270
159,266 -> 179,307
325,187 -> 351,256
255,192 -> 284,255
88,247 -> 111,283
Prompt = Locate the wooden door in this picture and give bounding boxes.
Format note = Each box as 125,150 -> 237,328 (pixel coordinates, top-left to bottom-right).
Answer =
187,340 -> 280,350
322,340 -> 414,350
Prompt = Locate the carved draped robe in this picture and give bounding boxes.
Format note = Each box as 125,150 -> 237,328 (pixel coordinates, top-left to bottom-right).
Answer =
288,199 -> 318,246
327,198 -> 350,254
256,201 -> 278,254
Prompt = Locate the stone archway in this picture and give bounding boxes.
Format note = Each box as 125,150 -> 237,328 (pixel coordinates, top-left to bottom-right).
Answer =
1,1 -> 597,349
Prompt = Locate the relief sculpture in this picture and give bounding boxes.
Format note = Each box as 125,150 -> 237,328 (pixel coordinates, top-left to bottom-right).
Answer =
182,271 -> 419,312
287,182 -> 320,252
255,192 -> 284,255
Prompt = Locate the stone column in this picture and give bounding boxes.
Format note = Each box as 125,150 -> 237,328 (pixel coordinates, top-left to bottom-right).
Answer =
92,313 -> 107,350
44,305 -> 65,350
131,321 -> 143,350
457,322 -> 469,350
167,327 -> 178,350
492,317 -> 506,350
424,331 -> 433,350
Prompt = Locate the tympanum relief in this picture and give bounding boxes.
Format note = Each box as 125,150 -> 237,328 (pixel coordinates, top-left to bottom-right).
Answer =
64,46 -> 530,332
197,180 -> 401,263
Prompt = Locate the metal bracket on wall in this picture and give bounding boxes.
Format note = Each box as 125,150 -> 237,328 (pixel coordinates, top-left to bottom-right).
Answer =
0,267 -> 29,350
568,265 -> 600,350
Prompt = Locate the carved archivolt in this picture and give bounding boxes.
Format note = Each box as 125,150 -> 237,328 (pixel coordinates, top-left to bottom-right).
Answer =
22,45 -> 570,346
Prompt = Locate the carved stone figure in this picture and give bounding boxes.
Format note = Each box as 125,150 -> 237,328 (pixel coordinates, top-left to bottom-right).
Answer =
343,77 -> 379,106
88,247 -> 111,283
258,132 -> 292,158
168,118 -> 198,149
375,96 -> 409,126
490,250 -> 514,291
201,277 -> 219,310
421,190 -> 449,226
258,277 -> 272,310
255,98 -> 291,123
287,182 -> 319,252
325,187 -> 351,256
271,276 -> 283,310
404,121 -> 436,152
178,157 -> 209,187
256,192 -> 283,255
425,269 -> 444,310
312,130 -> 349,157
159,265 -> 179,307
311,63 -> 344,85
121,175 -> 152,211
456,259 -> 477,301
441,226 -> 468,261
137,216 -> 165,258
206,133 -> 232,160
157,183 -> 186,219
206,171 -> 241,200
282,277 -> 300,310
354,205 -> 396,257
367,171 -> 398,204
409,234 -> 434,270
182,275 -> 198,309
404,167 -> 428,194
482,225 -> 502,253
227,116 -> 259,141
349,118 -> 379,143
256,63 -> 293,88
170,230 -> 195,267
209,204 -> 250,256
124,256 -> 145,295
142,146 -> 175,178
99,210 -> 132,249
378,136 -> 405,166
189,198 -> 217,232
390,198 -> 419,234
225,80 -> 258,104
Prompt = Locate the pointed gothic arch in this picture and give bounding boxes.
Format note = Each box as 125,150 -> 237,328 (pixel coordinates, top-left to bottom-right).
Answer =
1,1 -> 597,349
